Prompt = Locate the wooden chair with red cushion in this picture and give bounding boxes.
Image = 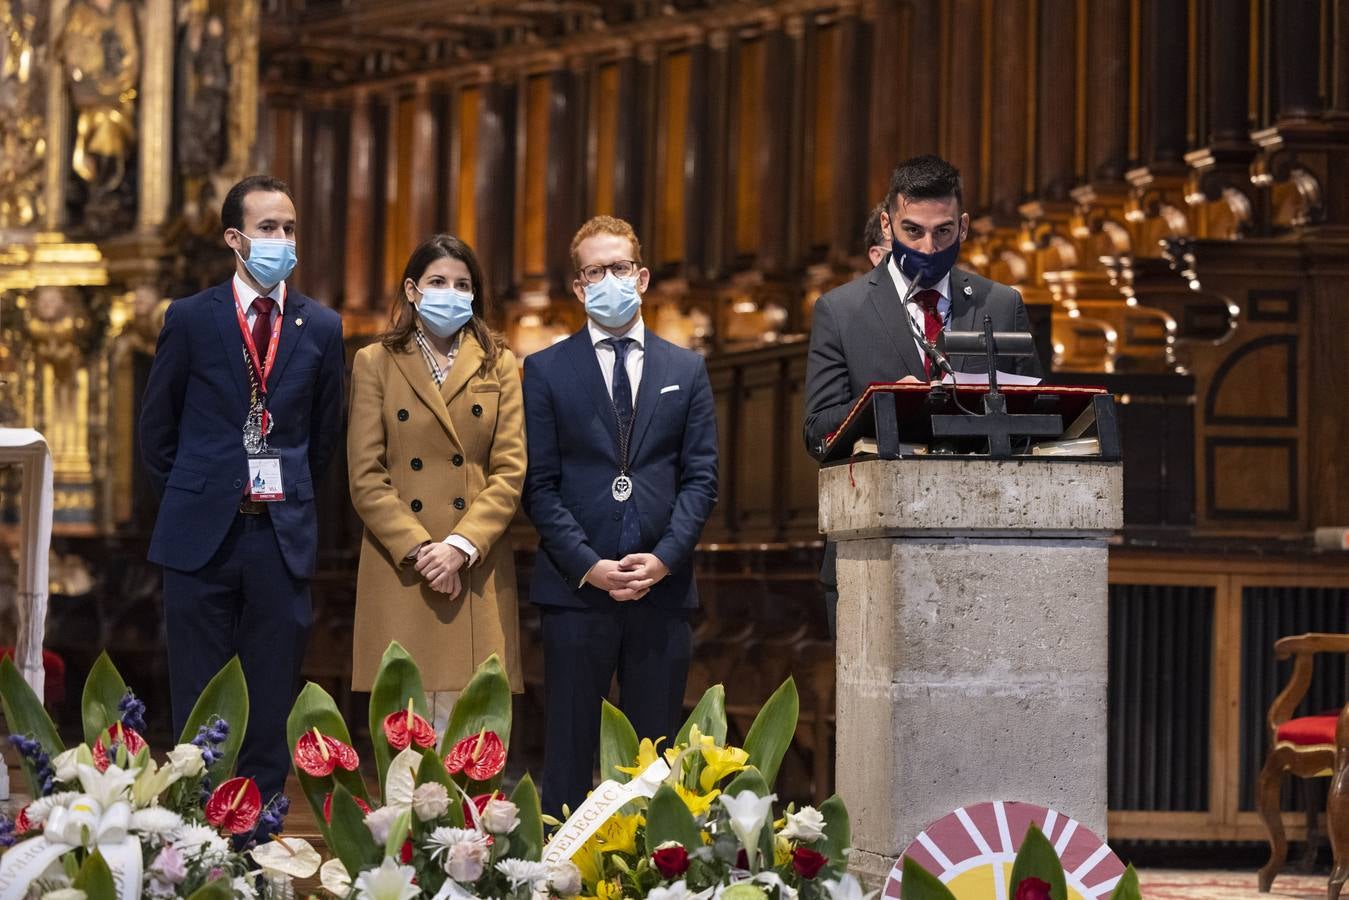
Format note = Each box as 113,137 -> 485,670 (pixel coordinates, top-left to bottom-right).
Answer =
1256,633 -> 1349,897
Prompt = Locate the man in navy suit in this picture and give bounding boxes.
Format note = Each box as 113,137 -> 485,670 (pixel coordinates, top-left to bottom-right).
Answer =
139,175 -> 345,800
523,215 -> 718,815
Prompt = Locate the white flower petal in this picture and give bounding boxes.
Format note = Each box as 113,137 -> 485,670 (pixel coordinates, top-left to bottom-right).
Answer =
250,837 -> 322,878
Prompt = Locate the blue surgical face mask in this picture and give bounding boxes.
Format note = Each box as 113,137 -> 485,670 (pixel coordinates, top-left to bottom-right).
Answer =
583,271 -> 642,329
415,286 -> 474,338
234,233 -> 297,288
892,235 -> 962,288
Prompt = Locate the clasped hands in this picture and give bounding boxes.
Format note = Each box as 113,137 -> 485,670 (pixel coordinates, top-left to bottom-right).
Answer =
586,553 -> 669,602
415,542 -> 469,595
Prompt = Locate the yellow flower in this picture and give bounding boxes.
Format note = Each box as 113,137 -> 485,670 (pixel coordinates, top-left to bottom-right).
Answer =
675,784 -> 721,818
774,835 -> 792,867
595,879 -> 625,900
593,812 -> 642,856
699,743 -> 749,792
614,738 -> 665,779
573,846 -> 603,890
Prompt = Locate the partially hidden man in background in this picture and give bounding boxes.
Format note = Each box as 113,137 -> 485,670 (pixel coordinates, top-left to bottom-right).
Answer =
522,215 -> 719,816
139,175 -> 346,800
803,155 -> 1044,636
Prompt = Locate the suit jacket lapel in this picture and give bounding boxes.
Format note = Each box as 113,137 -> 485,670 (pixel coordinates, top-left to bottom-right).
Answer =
210,282 -> 250,410
628,334 -> 668,460
947,268 -> 981,373
440,330 -> 484,403
265,290 -> 307,388
561,329 -> 620,444
864,268 -> 927,380
390,344 -> 459,444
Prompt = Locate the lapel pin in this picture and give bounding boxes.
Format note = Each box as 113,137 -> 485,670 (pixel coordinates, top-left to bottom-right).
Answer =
295,317 -> 304,326
963,285 -> 973,295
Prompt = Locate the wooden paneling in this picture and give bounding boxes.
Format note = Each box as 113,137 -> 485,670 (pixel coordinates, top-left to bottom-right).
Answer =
591,63 -> 619,216
657,50 -> 691,268
807,24 -> 839,251
732,37 -> 764,260
456,86 -> 481,247
520,74 -> 551,280
344,91 -> 374,311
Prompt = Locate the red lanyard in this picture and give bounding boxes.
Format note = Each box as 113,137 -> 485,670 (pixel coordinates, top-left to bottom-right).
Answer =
232,281 -> 285,395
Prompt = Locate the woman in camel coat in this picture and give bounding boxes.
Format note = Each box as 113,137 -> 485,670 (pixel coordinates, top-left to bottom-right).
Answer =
348,235 -> 525,708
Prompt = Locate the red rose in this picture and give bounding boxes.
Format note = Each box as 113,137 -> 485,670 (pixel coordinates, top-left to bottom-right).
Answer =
791,847 -> 828,880
652,845 -> 690,879
1013,877 -> 1052,900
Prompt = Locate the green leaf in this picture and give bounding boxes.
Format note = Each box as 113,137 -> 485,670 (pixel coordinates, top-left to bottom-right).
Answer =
286,681 -> 371,843
368,641 -> 429,802
742,677 -> 799,789
900,855 -> 958,900
508,774 -> 544,861
184,878 -> 235,900
416,748 -> 466,828
329,784 -> 382,875
1108,865 -> 1142,900
178,657 -> 249,782
442,654 -> 512,755
816,794 -> 851,868
600,699 -> 640,783
645,783 -> 703,849
385,808 -> 413,859
0,656 -> 63,792
81,652 -> 128,746
1007,823 -> 1068,900
676,684 -> 727,745
72,850 -> 118,900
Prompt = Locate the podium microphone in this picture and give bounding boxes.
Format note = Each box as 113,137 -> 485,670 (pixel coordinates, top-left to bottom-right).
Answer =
896,252 -> 956,382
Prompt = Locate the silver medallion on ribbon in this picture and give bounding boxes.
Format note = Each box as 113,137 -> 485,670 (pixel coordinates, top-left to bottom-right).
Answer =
611,474 -> 633,503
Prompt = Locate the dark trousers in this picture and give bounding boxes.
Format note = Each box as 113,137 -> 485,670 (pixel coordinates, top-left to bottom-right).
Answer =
539,603 -> 692,817
162,512 -> 311,801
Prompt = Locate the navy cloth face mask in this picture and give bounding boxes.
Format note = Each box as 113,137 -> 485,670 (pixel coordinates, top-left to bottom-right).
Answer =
892,236 -> 962,288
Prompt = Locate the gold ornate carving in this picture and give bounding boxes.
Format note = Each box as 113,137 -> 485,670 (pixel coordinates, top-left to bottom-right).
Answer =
0,0 -> 50,228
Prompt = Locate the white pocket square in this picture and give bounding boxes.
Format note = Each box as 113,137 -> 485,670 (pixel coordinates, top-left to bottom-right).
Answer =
660,384 -> 680,394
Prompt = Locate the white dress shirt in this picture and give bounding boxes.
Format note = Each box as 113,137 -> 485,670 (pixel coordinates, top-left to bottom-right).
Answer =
887,255 -> 951,363
588,316 -> 645,404
232,273 -> 286,328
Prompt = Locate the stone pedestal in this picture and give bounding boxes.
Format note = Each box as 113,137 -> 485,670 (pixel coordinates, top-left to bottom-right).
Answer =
820,458 -> 1122,886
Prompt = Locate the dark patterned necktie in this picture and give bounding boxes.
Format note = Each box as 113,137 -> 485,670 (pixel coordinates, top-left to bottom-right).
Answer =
914,289 -> 942,377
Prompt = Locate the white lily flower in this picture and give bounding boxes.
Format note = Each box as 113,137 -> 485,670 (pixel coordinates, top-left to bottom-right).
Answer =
44,797 -> 130,848
353,857 -> 420,900
495,859 -> 549,889
320,858 -> 353,896
132,759 -> 183,808
250,837 -> 322,878
719,790 -> 776,871
821,874 -> 877,900
76,763 -> 140,808
384,748 -> 424,811
40,890 -> 87,900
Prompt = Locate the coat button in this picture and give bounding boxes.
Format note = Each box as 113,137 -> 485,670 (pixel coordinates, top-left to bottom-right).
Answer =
233,479 -> 242,489
613,512 -> 622,520
471,404 -> 483,417
397,408 -> 409,421
453,497 -> 466,510
452,454 -> 464,467
411,499 -> 422,512
411,458 -> 423,470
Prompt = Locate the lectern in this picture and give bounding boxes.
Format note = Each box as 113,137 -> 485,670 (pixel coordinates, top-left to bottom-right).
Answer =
818,383 -> 1123,886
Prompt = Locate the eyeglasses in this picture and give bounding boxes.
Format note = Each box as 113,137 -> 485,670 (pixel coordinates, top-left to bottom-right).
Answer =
577,260 -> 638,284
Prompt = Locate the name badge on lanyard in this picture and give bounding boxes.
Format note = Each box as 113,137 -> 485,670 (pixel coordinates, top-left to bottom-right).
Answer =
234,283 -> 286,501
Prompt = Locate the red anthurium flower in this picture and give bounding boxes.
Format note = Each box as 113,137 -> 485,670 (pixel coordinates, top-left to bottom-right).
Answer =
400,839 -> 414,864
382,702 -> 437,751
293,727 -> 360,777
14,806 -> 31,833
791,847 -> 828,880
91,723 -> 148,771
205,777 -> 262,834
461,791 -> 496,827
1013,877 -> 1053,900
443,729 -> 506,781
652,845 -> 690,879
321,792 -> 373,823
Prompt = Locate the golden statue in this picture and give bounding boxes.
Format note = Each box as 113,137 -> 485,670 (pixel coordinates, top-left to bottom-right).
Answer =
56,0 -> 140,233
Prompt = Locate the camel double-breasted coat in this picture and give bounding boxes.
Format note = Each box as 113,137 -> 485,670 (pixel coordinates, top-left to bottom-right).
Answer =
347,329 -> 525,692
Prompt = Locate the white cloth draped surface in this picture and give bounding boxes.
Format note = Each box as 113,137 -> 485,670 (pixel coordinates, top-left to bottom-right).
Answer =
0,429 -> 52,702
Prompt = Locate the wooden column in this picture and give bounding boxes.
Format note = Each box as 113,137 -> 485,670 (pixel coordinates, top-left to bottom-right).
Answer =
943,0 -> 985,208
684,41 -> 713,280
829,12 -> 871,262
306,106 -> 344,305
1083,0 -> 1130,182
1035,0 -> 1078,200
866,0 -> 940,207
546,69 -> 581,295
343,90 -> 374,312
758,26 -> 794,275
1332,0 -> 1349,117
702,33 -> 732,279
408,80 -> 439,248
476,78 -> 517,301
1139,0 -> 1189,168
1206,0 -> 1250,146
986,0 -> 1033,222
137,0 -> 173,231
1270,0 -> 1322,121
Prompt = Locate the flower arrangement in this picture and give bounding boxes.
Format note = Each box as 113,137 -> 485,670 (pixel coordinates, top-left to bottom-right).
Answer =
291,643 -> 860,900
0,652 -> 320,900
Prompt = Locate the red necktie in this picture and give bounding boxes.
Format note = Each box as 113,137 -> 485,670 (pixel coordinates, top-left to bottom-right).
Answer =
914,289 -> 943,377
249,296 -> 276,363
